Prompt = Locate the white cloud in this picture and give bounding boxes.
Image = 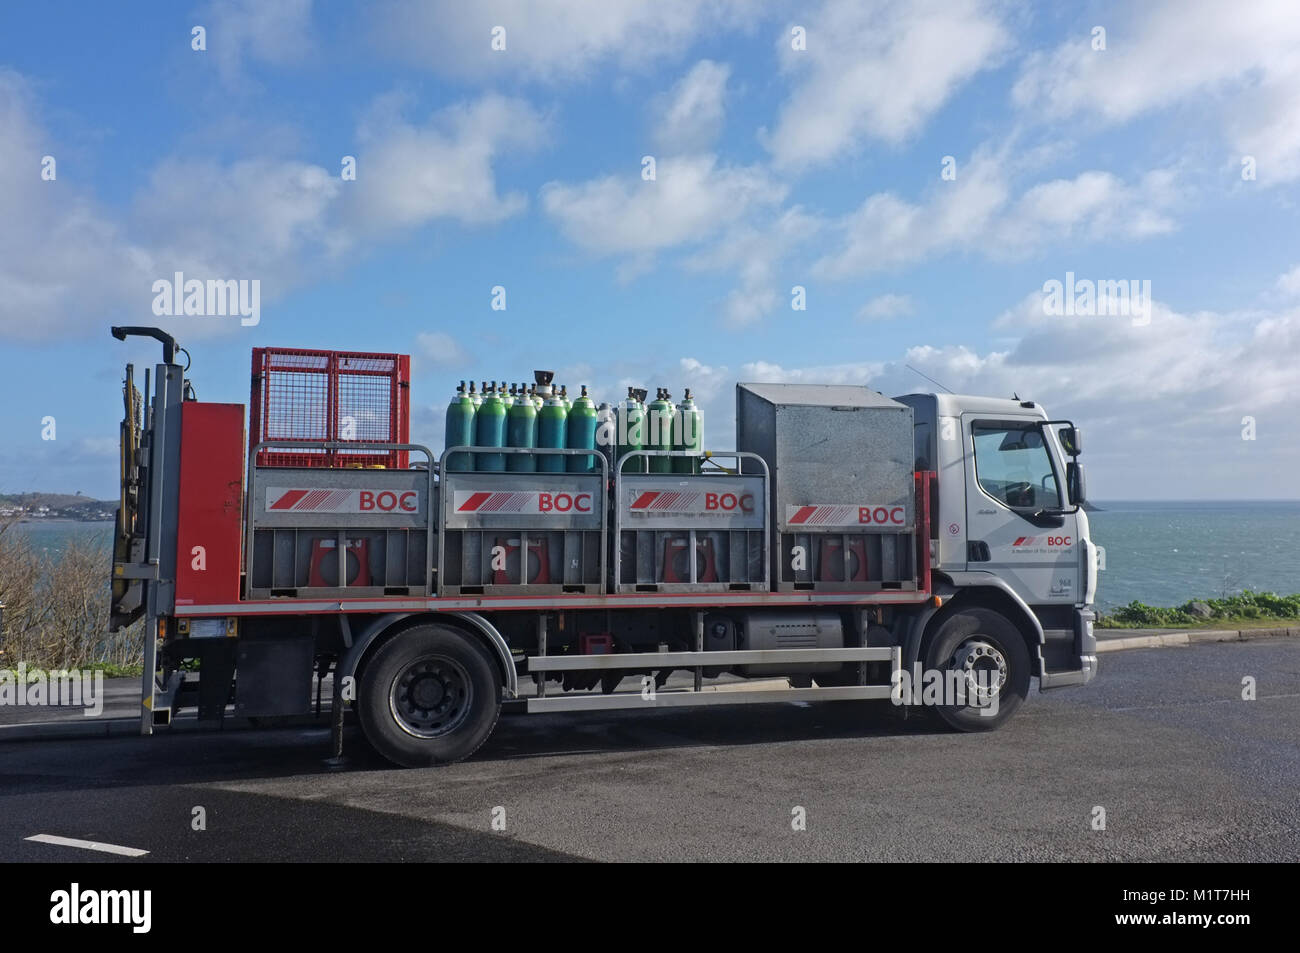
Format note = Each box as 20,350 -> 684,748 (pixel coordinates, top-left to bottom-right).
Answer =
0,71 -> 155,339
373,0 -> 755,83
764,0 -> 1011,170
1,79 -> 543,340
344,93 -> 547,232
541,155 -> 785,258
135,157 -> 343,278
416,331 -> 468,367
859,293 -> 913,321
689,206 -> 822,327
1277,264 -> 1300,298
653,60 -> 731,153
202,0 -> 316,87
814,152 -> 1179,278
1013,0 -> 1300,183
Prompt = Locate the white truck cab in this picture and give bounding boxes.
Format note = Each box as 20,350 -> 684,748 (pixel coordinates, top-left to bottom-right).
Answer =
896,392 -> 1101,689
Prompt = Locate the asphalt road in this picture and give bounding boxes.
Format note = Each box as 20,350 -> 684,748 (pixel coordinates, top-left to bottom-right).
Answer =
1,639 -> 1297,862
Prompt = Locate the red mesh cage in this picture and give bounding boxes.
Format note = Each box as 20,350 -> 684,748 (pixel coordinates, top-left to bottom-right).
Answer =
250,347 -> 410,468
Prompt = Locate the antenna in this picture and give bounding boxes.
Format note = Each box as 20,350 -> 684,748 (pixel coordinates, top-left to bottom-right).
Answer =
905,364 -> 954,394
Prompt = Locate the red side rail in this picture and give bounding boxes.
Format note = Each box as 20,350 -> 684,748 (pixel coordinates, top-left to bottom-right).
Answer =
250,347 -> 410,468
915,470 -> 935,595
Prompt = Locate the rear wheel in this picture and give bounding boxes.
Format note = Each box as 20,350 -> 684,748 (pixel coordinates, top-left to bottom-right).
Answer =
922,608 -> 1029,731
358,624 -> 502,767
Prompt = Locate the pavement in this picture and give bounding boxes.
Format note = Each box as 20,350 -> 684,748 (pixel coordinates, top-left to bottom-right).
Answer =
1,637 -> 1297,862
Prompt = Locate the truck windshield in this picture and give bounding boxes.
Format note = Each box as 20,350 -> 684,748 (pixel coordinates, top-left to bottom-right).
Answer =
971,422 -> 1062,511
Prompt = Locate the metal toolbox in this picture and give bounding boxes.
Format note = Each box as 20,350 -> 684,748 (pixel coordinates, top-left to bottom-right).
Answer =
736,383 -> 917,591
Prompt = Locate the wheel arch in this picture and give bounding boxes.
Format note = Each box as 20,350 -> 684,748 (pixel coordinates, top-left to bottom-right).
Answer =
918,575 -> 1046,678
339,611 -> 518,699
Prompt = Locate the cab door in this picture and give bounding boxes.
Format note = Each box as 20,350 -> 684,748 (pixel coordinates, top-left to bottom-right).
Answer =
962,415 -> 1080,606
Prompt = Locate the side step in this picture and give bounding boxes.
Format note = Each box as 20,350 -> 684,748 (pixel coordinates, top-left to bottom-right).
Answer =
528,647 -> 895,671
525,645 -> 901,712
527,683 -> 894,713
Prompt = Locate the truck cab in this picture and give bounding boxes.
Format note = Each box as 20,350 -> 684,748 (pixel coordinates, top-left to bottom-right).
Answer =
896,393 -> 1101,688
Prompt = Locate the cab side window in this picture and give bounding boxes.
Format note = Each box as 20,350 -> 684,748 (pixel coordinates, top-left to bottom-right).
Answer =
971,422 -> 1061,511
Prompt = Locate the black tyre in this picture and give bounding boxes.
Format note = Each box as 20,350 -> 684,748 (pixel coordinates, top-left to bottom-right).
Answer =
357,624 -> 502,767
921,607 -> 1029,731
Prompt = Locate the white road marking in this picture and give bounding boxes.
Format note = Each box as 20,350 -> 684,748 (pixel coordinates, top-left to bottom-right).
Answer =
25,834 -> 149,857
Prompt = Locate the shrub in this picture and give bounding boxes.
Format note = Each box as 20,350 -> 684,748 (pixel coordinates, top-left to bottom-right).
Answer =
0,521 -> 143,669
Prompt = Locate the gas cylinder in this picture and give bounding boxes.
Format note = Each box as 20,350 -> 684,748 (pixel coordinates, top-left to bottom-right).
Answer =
445,381 -> 476,472
468,380 -> 481,407
672,387 -> 702,474
559,385 -> 572,413
502,383 -> 515,407
529,384 -> 542,411
565,385 -> 598,473
535,371 -> 568,473
506,382 -> 537,472
474,383 -> 507,471
617,387 -> 646,473
647,388 -> 675,473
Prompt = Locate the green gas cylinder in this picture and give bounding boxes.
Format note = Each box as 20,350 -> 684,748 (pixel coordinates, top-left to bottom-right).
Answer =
559,385 -> 572,413
565,385 -> 598,473
617,387 -> 646,473
506,384 -> 537,472
502,383 -> 515,407
535,371 -> 568,473
445,381 -> 476,472
647,388 -> 675,473
672,387 -> 702,474
468,380 -> 481,407
474,384 -> 507,472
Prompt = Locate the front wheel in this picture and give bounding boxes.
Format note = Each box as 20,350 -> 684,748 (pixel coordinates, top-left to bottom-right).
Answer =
357,624 -> 502,767
922,608 -> 1029,731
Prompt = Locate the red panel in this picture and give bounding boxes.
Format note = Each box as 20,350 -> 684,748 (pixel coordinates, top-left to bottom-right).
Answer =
915,470 -> 935,595
176,403 -> 246,607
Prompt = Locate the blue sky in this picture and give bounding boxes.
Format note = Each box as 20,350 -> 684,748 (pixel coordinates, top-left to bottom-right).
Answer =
2,0 -> 1298,500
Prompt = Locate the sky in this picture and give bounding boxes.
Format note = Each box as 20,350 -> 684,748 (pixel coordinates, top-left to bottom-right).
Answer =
1,0 -> 1298,501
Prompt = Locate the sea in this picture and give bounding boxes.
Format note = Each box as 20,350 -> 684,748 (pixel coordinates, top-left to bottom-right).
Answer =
10,502 -> 1300,612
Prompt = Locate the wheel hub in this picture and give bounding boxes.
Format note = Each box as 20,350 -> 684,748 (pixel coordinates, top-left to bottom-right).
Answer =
390,656 -> 473,739
951,638 -> 1008,704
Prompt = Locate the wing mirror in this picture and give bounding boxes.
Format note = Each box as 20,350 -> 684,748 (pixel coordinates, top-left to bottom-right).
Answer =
1067,461 -> 1087,505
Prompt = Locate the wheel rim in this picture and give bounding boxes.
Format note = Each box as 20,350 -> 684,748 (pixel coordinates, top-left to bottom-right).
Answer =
950,638 -> 1008,705
389,655 -> 474,739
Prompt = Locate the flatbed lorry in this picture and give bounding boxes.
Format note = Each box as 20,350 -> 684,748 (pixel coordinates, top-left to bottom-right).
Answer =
108,326 -> 1101,766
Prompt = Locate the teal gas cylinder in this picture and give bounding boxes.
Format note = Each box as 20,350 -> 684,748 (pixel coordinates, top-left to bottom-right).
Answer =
474,384 -> 507,471
565,385 -> 598,473
444,381 -> 476,472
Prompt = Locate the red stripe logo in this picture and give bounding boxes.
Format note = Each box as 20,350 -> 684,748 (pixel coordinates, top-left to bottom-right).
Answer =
789,505 -> 817,524
270,489 -> 309,510
457,491 -> 493,513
